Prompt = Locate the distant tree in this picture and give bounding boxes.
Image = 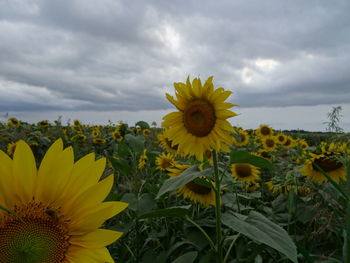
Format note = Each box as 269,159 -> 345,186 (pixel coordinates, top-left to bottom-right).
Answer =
323,106 -> 343,133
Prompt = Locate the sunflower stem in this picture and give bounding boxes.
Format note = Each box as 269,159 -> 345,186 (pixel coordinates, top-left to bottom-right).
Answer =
212,150 -> 223,263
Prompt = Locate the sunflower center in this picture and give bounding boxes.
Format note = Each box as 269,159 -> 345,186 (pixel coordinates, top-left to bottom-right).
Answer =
186,181 -> 212,195
284,139 -> 291,146
260,127 -> 271,136
277,136 -> 285,142
265,139 -> 275,148
312,156 -> 343,172
183,100 -> 216,137
0,202 -> 70,263
161,159 -> 173,169
235,164 -> 252,178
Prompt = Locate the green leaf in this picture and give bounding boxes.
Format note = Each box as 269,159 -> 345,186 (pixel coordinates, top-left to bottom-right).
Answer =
138,205 -> 191,219
115,142 -> 130,157
156,166 -> 213,198
125,134 -> 145,154
172,251 -> 198,263
230,151 -> 273,170
135,121 -> 150,130
109,157 -> 132,177
120,193 -> 156,215
222,211 -> 298,263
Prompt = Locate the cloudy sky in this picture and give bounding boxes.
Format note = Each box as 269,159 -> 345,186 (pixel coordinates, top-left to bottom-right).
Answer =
1,0 -> 349,131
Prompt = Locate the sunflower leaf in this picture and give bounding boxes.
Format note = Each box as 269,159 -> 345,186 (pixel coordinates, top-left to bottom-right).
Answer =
125,134 -> 145,154
156,166 -> 213,198
222,211 -> 298,263
230,150 -> 273,169
138,205 -> 191,219
172,251 -> 198,263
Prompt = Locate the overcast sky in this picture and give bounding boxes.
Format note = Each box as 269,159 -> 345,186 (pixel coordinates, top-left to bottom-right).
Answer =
0,0 -> 349,131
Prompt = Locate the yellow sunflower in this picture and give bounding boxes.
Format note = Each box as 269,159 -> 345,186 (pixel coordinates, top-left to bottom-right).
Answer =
231,163 -> 260,182
282,136 -> 295,148
92,138 -> 106,144
0,139 -> 127,262
73,120 -> 81,126
255,125 -> 273,137
300,153 -> 346,183
162,76 -> 237,161
275,133 -> 287,144
234,129 -> 250,147
297,139 -> 309,150
6,142 -> 16,156
155,153 -> 176,171
244,182 -> 260,192
143,129 -> 151,137
91,129 -> 100,138
38,120 -> 50,128
111,130 -> 123,142
262,137 -> 277,152
8,117 -> 20,128
157,130 -> 179,155
138,149 -> 147,169
167,164 -> 216,207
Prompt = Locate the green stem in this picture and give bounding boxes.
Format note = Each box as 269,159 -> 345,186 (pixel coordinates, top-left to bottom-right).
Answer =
223,233 -> 240,263
213,150 -> 223,263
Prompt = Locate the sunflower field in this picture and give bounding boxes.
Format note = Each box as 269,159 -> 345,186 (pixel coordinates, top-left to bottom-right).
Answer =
0,77 -> 350,263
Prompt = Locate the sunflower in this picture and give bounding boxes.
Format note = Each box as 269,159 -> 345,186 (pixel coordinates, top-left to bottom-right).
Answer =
282,136 -> 294,148
138,149 -> 147,169
157,130 -> 179,155
73,120 -> 81,126
300,153 -> 346,183
275,133 -> 287,144
38,120 -> 50,128
8,117 -> 20,128
297,139 -> 309,150
262,137 -> 277,152
244,182 -> 260,192
234,129 -> 250,147
231,163 -> 260,182
156,153 -> 176,171
0,139 -> 127,262
167,164 -> 216,207
92,138 -> 106,144
6,142 -> 16,156
91,129 -> 100,138
111,130 -> 123,142
255,125 -> 273,137
162,76 -> 237,161
143,129 -> 151,137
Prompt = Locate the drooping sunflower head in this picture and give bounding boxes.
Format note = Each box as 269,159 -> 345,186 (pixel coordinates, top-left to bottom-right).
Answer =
300,153 -> 346,183
162,76 -> 237,161
231,163 -> 260,182
157,130 -> 179,155
8,117 -> 20,128
256,125 -> 273,137
156,152 -> 177,171
0,139 -> 128,262
262,137 -> 277,152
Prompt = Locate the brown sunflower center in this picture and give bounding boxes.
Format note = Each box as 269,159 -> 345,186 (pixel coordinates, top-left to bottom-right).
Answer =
183,100 -> 216,137
161,159 -> 173,169
265,138 -> 275,148
260,127 -> 271,136
312,156 -> 343,172
277,135 -> 285,142
0,202 -> 70,263
165,137 -> 178,151
240,133 -> 246,142
186,181 -> 212,195
235,164 -> 252,178
284,139 -> 291,146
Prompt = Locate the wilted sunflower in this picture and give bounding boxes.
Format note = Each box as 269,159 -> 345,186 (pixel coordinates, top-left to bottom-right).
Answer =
162,76 -> 237,161
157,130 -> 179,155
300,153 -> 346,183
8,117 -> 20,128
0,139 -> 127,262
262,137 -> 277,152
6,142 -> 16,156
156,153 -> 176,171
111,130 -> 123,142
255,125 -> 273,137
167,164 -> 216,207
231,163 -> 260,182
38,120 -> 50,128
143,129 -> 151,137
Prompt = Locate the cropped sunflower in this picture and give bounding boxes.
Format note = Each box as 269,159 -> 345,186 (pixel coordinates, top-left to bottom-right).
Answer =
6,142 -> 16,156
8,117 -> 20,128
244,182 -> 260,192
300,153 -> 346,183
0,139 -> 127,262
262,137 -> 277,152
156,153 -> 176,171
162,76 -> 237,161
157,130 -> 179,155
231,163 -> 260,182
255,125 -> 273,137
167,164 -> 216,207
38,120 -> 50,128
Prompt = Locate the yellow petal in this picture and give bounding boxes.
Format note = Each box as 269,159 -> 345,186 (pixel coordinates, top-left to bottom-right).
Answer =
66,246 -> 114,263
70,229 -> 123,248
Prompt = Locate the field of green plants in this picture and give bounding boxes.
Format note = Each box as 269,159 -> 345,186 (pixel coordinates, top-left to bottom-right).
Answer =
1,116 -> 349,263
